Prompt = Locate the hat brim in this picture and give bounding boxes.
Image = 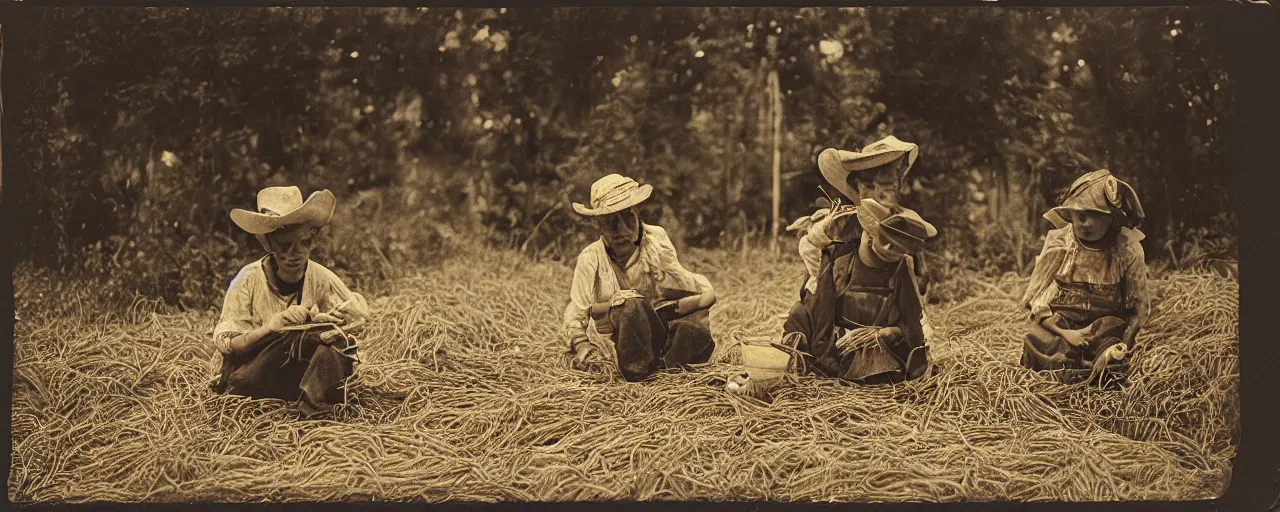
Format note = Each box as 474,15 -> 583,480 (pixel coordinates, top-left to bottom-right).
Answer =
572,184 -> 653,216
817,147 -> 919,202
1043,206 -> 1109,230
879,224 -> 934,254
886,210 -> 938,238
230,190 -> 336,235
818,149 -> 861,202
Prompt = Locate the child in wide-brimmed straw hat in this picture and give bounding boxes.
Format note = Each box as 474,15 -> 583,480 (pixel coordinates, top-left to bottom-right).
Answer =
784,200 -> 937,383
787,135 -> 928,298
211,186 -> 372,418
563,174 -> 718,381
1020,169 -> 1149,387
728,198 -> 938,398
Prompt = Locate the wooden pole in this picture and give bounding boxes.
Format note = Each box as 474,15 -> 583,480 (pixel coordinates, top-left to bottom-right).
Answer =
768,70 -> 782,248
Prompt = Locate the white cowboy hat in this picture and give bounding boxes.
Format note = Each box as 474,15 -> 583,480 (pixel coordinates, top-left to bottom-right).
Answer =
572,174 -> 653,217
230,186 -> 336,235
817,135 -> 920,202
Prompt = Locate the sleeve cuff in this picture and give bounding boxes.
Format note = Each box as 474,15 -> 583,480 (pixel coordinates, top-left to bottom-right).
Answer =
1028,304 -> 1053,320
213,331 -> 240,355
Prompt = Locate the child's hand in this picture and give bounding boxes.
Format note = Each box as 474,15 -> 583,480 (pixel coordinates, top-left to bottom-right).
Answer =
308,296 -> 367,326
571,337 -> 597,366
339,296 -> 366,316
329,297 -> 358,322
1061,328 -> 1090,347
266,305 -> 310,332
309,304 -> 344,325
877,327 -> 903,343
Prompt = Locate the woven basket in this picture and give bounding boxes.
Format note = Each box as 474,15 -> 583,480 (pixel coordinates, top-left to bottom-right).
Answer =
739,335 -> 805,379
727,338 -> 806,400
740,344 -> 791,380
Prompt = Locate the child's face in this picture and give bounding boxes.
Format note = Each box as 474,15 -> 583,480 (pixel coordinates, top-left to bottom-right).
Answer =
595,209 -> 640,251
849,159 -> 904,206
1069,209 -> 1113,242
266,224 -> 317,283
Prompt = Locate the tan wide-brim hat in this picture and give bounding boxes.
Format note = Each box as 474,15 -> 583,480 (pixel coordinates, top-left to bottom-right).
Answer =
818,135 -> 920,202
572,173 -> 653,216
1043,169 -> 1145,230
230,186 -> 336,235
857,198 -> 936,253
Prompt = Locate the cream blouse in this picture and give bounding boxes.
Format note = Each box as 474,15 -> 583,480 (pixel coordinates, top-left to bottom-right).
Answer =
1021,226 -> 1149,321
213,256 -> 371,355
563,224 -> 713,345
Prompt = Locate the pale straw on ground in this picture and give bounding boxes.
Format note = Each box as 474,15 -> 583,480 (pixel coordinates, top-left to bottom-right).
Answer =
10,247 -> 1238,502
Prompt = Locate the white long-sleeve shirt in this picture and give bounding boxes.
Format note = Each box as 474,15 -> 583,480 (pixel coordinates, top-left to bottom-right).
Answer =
213,256 -> 371,355
563,224 -> 713,346
796,206 -> 859,294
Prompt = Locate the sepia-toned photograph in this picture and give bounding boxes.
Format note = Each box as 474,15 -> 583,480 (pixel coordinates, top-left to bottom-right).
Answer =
6,5 -> 1250,504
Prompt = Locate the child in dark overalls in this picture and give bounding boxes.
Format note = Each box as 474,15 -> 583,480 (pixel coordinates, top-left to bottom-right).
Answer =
728,199 -> 937,399
1020,170 -> 1149,386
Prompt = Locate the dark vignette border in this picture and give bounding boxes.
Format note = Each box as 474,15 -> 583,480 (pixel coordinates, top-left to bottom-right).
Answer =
0,1 -> 1276,511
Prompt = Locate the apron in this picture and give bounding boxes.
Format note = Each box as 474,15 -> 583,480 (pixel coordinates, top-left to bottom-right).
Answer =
1022,275 -> 1130,376
806,243 -> 931,383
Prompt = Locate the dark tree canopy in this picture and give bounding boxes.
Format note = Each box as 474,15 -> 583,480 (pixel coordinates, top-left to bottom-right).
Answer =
6,7 -> 1236,306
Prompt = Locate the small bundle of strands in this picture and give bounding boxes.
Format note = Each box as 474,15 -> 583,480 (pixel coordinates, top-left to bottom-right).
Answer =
10,245 -> 1237,503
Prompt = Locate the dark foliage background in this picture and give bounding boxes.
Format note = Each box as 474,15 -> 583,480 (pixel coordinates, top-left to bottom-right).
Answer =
6,7 -> 1237,308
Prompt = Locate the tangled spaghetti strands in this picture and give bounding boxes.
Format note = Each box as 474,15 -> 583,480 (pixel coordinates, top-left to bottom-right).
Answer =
10,250 -> 1236,503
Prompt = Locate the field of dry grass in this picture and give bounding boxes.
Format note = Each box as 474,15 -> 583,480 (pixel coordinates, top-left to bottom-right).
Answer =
10,247 -> 1239,503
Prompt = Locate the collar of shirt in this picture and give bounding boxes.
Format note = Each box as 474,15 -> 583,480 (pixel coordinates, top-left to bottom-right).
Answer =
261,255 -> 308,304
595,224 -> 667,300
604,224 -> 647,269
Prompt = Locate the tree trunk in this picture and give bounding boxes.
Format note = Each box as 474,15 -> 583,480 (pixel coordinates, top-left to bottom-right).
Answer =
769,69 -> 782,245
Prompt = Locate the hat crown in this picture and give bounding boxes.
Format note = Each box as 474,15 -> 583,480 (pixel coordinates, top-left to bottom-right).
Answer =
862,135 -> 915,155
1043,168 -> 1144,230
589,174 -> 641,209
256,186 -> 305,217
1061,170 -> 1113,202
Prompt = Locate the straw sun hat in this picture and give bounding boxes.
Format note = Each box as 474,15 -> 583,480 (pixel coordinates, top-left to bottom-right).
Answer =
1043,169 -> 1145,230
817,135 -> 919,202
572,174 -> 653,217
230,186 -> 336,235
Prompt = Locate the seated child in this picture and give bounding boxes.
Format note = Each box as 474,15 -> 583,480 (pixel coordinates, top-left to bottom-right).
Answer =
564,174 -> 718,382
788,136 -> 928,299
728,199 -> 937,398
1020,170 -> 1149,386
211,186 -> 372,417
